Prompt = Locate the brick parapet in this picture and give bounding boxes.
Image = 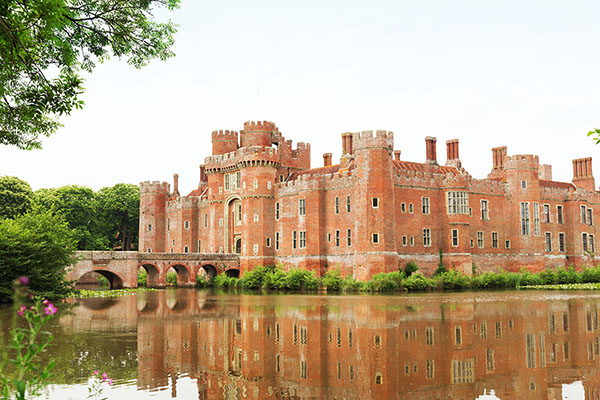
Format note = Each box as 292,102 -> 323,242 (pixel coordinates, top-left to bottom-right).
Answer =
140,181 -> 170,193
352,130 -> 393,151
204,146 -> 281,172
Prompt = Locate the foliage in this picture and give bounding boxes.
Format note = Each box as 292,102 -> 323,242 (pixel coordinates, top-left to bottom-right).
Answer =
138,268 -> 147,287
367,271 -> 404,292
0,176 -> 33,220
588,128 -> 600,145
0,278 -> 57,400
321,269 -> 343,291
68,288 -> 157,298
88,370 -> 113,399
96,184 -> 140,250
284,269 -> 319,290
165,271 -> 177,287
437,270 -> 470,290
403,272 -> 432,291
241,266 -> 267,289
404,261 -> 419,277
524,283 -> 600,290
0,207 -> 76,302
0,0 -> 180,150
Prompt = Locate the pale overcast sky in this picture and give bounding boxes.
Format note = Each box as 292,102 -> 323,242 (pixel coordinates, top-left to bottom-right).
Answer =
2,0 -> 600,194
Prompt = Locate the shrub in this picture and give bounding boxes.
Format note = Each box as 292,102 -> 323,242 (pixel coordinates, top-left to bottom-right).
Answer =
581,266 -> 600,283
404,262 -> 419,277
285,268 -> 319,290
213,274 -> 237,288
322,269 -> 343,291
263,268 -> 287,290
438,270 -> 470,290
538,269 -> 558,285
556,267 -> 580,284
241,266 -> 266,289
340,277 -> 364,292
403,272 -> 432,291
138,268 -> 147,287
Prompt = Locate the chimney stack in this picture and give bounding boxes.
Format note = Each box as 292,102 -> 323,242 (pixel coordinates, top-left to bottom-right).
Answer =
342,132 -> 353,155
425,137 -> 437,164
492,146 -> 507,170
199,164 -> 207,185
323,153 -> 332,167
572,157 -> 595,191
394,150 -> 401,161
539,164 -> 552,181
445,139 -> 461,168
173,173 -> 179,195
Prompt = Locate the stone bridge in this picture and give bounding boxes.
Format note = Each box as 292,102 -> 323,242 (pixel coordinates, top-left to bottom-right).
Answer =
67,251 -> 240,289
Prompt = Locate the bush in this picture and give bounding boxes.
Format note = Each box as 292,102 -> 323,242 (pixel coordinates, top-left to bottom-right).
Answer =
213,274 -> 238,288
322,269 -> 343,291
138,268 -> 147,287
581,266 -> 600,283
285,268 -> 319,290
556,267 -> 580,284
241,266 -> 266,289
404,262 -> 419,277
438,270 -> 470,290
538,269 -> 558,285
263,268 -> 287,290
368,271 -> 404,292
403,272 -> 431,291
340,277 -> 364,292
166,271 -> 177,287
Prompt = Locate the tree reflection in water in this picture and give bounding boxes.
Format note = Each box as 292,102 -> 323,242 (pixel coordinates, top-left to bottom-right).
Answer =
5,290 -> 600,399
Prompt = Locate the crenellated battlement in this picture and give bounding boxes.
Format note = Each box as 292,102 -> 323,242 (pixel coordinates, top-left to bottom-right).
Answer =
204,145 -> 281,171
353,130 -> 394,151
504,154 -> 539,171
243,120 -> 278,133
140,181 -> 170,193
211,130 -> 239,141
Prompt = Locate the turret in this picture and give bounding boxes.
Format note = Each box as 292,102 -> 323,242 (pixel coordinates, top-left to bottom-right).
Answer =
139,181 -> 170,253
241,121 -> 278,148
211,130 -> 239,155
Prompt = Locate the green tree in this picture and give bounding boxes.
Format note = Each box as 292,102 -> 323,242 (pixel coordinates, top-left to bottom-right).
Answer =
97,183 -> 139,250
0,0 -> 179,150
0,176 -> 33,220
588,129 -> 600,145
34,185 -> 109,250
0,207 -> 76,301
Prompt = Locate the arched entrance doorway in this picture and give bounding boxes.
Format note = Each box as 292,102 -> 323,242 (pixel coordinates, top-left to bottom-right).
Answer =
224,196 -> 242,253
234,238 -> 241,254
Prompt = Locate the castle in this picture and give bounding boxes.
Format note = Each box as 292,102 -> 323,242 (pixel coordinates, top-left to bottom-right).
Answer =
139,121 -> 599,279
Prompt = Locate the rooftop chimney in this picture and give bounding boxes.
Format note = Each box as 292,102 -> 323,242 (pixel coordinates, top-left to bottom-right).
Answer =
173,173 -> 179,196
323,153 -> 332,167
445,139 -> 461,168
572,157 -> 595,191
492,146 -> 507,170
394,150 -> 401,161
199,164 -> 207,186
341,132 -> 353,155
425,137 -> 437,164
539,164 -> 552,181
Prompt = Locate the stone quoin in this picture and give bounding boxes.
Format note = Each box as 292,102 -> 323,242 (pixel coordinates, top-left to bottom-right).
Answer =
139,121 -> 600,280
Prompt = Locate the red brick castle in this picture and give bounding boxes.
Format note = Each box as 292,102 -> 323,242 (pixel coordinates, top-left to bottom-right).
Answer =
139,121 -> 599,280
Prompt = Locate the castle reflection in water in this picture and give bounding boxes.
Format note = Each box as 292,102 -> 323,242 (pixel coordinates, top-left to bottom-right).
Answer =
64,290 -> 600,399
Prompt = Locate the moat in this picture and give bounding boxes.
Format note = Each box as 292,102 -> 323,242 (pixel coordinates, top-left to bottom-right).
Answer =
4,289 -> 600,399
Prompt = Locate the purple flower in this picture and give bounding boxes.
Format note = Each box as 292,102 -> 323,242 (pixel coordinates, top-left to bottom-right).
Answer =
17,305 -> 26,317
108,378 -> 113,385
101,372 -> 108,382
44,303 -> 57,315
16,276 -> 29,286
93,370 -> 98,375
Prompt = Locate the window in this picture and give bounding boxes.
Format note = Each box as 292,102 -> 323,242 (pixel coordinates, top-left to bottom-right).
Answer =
526,333 -> 536,368
470,239 -> 474,248
486,349 -> 495,372
275,232 -> 280,250
559,233 -> 565,252
300,361 -> 307,379
409,203 -> 414,214
167,219 -> 170,231
292,231 -> 297,249
545,232 -> 552,252
204,214 -> 208,227
375,372 -> 383,385
335,197 -> 339,214
582,206 -> 587,224
520,202 -> 530,235
346,196 -> 351,212
224,174 -> 230,191
235,172 -> 241,189
279,174 -> 284,182
372,198 -> 379,208
218,218 -> 223,226
422,197 -> 430,214
253,180 -> 258,189
557,206 -> 564,224
426,360 -> 434,379
492,232 -> 498,248
147,248 -> 152,253
267,181 -> 272,189
481,322 -> 487,339
266,237 -> 271,247
219,186 -> 223,195
521,180 -> 527,189
184,221 -> 190,229
410,236 -> 414,246
335,230 -> 340,246
236,203 -> 242,225
184,246 -> 189,253
583,233 -> 588,252
254,214 -> 259,222
349,365 -> 354,382
401,203 -> 406,213
495,321 -> 502,338
253,244 -> 258,255
402,236 -> 407,246
590,235 -> 596,252
423,229 -> 431,247
372,233 -> 379,244
275,202 -> 280,220
481,200 -> 489,220
451,229 -> 459,247
426,327 -> 434,345
148,224 -> 152,232
543,204 -> 551,223
588,209 -> 594,226
347,229 -> 352,246
447,191 -> 469,214
505,240 -> 511,249
533,202 -> 540,236
299,199 -> 306,215
299,231 -> 306,248
374,335 -> 382,347
197,240 -> 201,252
455,326 -> 462,345
477,232 -> 484,248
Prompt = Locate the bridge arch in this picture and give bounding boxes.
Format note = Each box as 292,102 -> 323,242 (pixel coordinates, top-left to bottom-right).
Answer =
139,263 -> 160,287
199,264 -> 218,281
74,270 -> 124,290
167,263 -> 192,287
225,269 -> 240,278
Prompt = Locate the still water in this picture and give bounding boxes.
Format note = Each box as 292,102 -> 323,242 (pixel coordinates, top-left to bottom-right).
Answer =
4,289 -> 600,399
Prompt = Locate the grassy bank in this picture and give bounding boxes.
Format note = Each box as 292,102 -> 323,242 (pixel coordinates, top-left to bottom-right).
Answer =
69,288 -> 158,298
201,264 -> 600,293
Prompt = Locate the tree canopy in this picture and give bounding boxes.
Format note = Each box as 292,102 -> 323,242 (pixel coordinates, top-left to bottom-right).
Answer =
588,129 -> 600,145
0,0 -> 179,149
97,183 -> 140,251
0,175 -> 33,219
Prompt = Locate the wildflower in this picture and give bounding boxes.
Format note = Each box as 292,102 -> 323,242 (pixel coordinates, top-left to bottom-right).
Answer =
101,372 -> 108,381
30,306 -> 35,310
17,305 -> 26,317
108,378 -> 113,385
42,299 -> 48,305
93,370 -> 98,375
16,276 -> 29,286
44,303 -> 57,315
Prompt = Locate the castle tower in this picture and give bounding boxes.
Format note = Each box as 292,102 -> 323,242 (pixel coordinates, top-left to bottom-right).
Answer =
139,181 -> 170,253
211,130 -> 239,155
241,121 -> 278,148
352,130 -> 397,279
504,154 -> 545,270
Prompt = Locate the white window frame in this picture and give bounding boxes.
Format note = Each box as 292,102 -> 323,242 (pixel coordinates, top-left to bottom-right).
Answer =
422,197 -> 430,215
480,199 -> 489,220
451,229 -> 459,247
423,229 -> 431,247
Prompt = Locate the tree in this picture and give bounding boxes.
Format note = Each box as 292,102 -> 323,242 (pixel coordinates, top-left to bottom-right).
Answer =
588,129 -> 600,145
0,0 -> 179,150
0,207 -> 76,301
34,185 -> 109,250
97,183 -> 139,250
0,176 -> 33,219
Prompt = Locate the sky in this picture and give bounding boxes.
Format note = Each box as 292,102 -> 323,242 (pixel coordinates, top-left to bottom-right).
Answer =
2,0 -> 600,194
